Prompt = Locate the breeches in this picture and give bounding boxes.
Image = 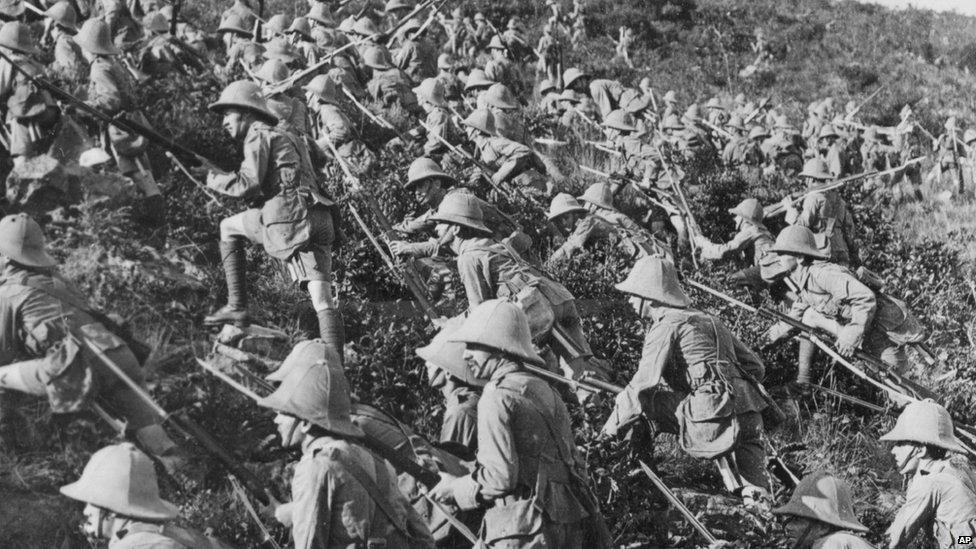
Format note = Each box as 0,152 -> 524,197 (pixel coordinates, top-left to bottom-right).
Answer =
222,206 -> 334,283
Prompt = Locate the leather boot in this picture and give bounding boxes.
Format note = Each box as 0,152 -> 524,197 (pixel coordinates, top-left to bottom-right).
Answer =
796,337 -> 815,384
317,308 -> 345,363
204,240 -> 250,326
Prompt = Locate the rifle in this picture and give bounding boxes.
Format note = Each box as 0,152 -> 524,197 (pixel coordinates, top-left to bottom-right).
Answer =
169,0 -> 182,36
164,151 -> 233,214
845,84 -> 886,121
638,460 -> 720,545
341,87 -> 410,143
228,476 -> 283,549
578,165 -> 678,215
651,135 -> 701,267
699,117 -> 734,140
0,48 -> 222,168
584,140 -> 622,156
762,157 -> 926,218
80,338 -> 276,505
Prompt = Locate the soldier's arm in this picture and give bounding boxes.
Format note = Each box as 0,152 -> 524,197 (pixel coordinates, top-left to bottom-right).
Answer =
816,268 -> 876,337
548,218 -> 597,265
885,476 -> 937,549
457,252 -> 492,309
87,61 -> 123,114
321,107 -> 353,145
207,131 -> 268,198
288,456 -> 332,547
466,390 -> 519,503
603,323 -> 676,436
697,228 -> 752,261
793,193 -> 823,229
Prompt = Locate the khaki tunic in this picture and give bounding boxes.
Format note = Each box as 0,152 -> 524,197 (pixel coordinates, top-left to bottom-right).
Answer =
367,68 -> 419,112
887,459 -> 976,549
109,522 -> 235,548
289,436 -> 435,549
393,38 -> 437,85
788,189 -> 858,266
440,384 -> 479,454
810,531 -> 876,549
52,33 -> 88,82
450,363 -> 608,548
421,107 -> 458,157
699,222 -> 773,265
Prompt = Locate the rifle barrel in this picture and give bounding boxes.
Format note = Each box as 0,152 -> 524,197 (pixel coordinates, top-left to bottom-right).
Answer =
638,460 -> 718,544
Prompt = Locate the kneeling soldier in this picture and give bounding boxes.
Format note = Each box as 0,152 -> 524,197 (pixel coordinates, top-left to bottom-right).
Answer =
772,472 -> 874,549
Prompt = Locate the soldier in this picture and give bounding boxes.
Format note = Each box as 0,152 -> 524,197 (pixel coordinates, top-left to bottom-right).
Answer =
138,11 -> 205,77
462,67 -> 493,110
428,194 -> 606,399
100,0 -> 142,44
363,44 -> 420,114
761,226 -> 922,380
535,23 -> 562,85
0,22 -> 60,165
577,181 -> 670,256
412,77 -> 460,159
217,13 -> 263,77
546,192 -> 669,266
771,472 -> 874,549
881,400 -> 976,549
285,16 -> 319,66
817,124 -> 850,177
471,12 -> 493,53
0,214 -> 182,467
705,96 -> 728,127
256,59 -> 312,139
44,1 -> 88,82
588,76 -> 625,118
693,198 -> 774,266
483,82 -> 528,144
199,81 -> 344,357
762,117 -> 805,174
393,18 -> 437,86
434,53 -> 462,105
888,104 -> 924,202
661,89 -> 679,118
721,116 -> 762,168
257,353 -> 436,548
782,157 -> 859,266
304,75 -> 374,177
538,78 -> 561,114
602,256 -> 771,503
931,116 -> 966,194
416,316 -> 483,457
461,109 -> 549,194
484,35 -> 521,96
613,26 -> 635,68
59,443 -> 235,549
429,299 -> 611,548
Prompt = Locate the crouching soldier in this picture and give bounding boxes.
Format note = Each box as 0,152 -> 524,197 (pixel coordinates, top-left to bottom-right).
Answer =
257,349 -> 435,548
200,81 -> 345,357
0,214 -> 182,469
60,443 -> 235,548
693,198 -> 774,266
602,255 -> 772,503
772,472 -> 874,548
881,400 -> 976,549
429,300 -> 611,548
429,193 -> 607,402
461,109 -> 550,195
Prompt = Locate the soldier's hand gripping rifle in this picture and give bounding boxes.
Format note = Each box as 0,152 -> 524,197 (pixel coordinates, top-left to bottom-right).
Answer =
341,87 -> 411,144
319,131 -> 442,323
0,48 -> 224,170
762,157 -> 925,219
651,135 -> 701,267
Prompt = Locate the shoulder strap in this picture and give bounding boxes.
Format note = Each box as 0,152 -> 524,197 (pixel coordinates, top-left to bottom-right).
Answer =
326,448 -> 413,541
16,274 -> 93,315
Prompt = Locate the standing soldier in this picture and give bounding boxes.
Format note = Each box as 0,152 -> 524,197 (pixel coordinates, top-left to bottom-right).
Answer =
693,198 -> 774,266
429,300 -> 611,549
772,472 -> 874,549
602,256 -> 771,504
535,23 -> 562,86
44,1 -> 88,82
0,22 -> 60,165
258,353 -> 436,548
416,316 -> 483,457
889,105 -> 924,202
816,124 -> 850,178
0,214 -> 182,468
59,443 -> 235,549
782,157 -> 859,267
881,400 -> 976,549
75,18 -> 165,226
484,35 -> 521,97
199,81 -> 344,357
931,116 -> 966,195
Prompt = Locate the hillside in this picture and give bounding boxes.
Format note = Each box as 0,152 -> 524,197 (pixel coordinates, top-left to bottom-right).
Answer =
2,0 -> 976,547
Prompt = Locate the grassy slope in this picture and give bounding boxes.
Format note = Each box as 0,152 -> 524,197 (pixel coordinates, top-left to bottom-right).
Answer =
4,0 -> 976,547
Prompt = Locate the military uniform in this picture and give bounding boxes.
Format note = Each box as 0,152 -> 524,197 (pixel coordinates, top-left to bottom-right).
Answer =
549,214 -> 638,264
420,105 -> 459,157
368,67 -> 420,113
51,31 -> 88,82
787,189 -> 858,266
0,52 -> 58,158
447,362 -> 608,548
475,136 -> 547,192
723,136 -> 762,167
698,222 -> 773,265
886,458 -> 976,549
109,523 -> 235,548
312,103 -> 376,176
394,36 -> 437,85
439,384 -> 479,454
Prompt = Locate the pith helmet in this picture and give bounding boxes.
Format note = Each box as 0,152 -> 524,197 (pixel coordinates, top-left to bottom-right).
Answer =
965,129 -> 976,145
770,225 -> 828,259
0,213 -> 57,268
663,90 -> 677,103
257,358 -> 366,438
255,58 -> 290,84
462,108 -> 496,136
729,198 -> 763,224
209,80 -> 278,125
880,399 -> 969,453
558,89 -> 580,104
799,157 -> 832,181
562,67 -> 589,88
450,299 -> 545,366
615,256 -> 692,307
337,15 -> 355,33
538,78 -> 556,95
682,104 -> 701,122
266,339 -> 339,382
385,0 -> 413,13
265,14 -> 290,35
487,34 -> 506,51
429,191 -> 492,234
414,78 -> 447,107
416,316 -> 487,387
406,156 -> 455,188
726,115 -> 745,131
506,17 -> 520,31
263,38 -> 299,62
662,114 -> 683,130
303,74 -> 340,104
287,17 -> 313,40
0,0 -> 24,17
748,125 -> 769,140
361,45 -> 393,69
306,4 -> 335,27
772,472 -> 868,532
603,109 -> 637,132
474,12 -> 485,22
578,182 -> 615,210
217,13 -> 252,37
900,104 -> 913,119
818,124 -> 840,140
547,193 -> 587,221
705,97 -> 724,110
437,52 -> 454,70
60,443 -> 179,521
0,22 -> 39,55
45,1 -> 78,32
143,11 -> 169,33
351,17 -> 380,37
484,83 -> 518,109
463,68 -> 494,91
